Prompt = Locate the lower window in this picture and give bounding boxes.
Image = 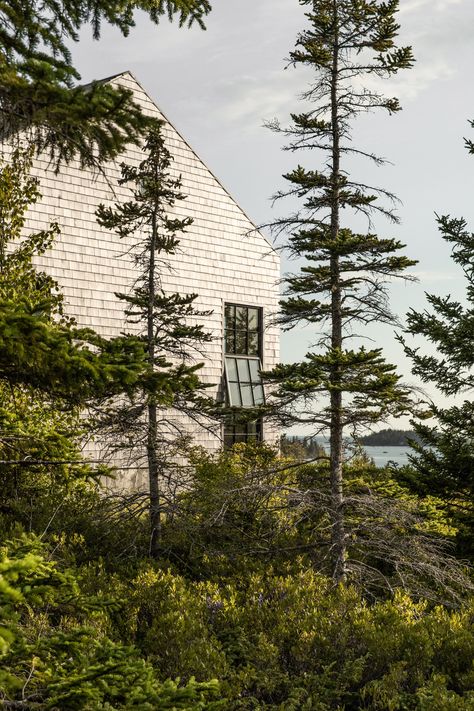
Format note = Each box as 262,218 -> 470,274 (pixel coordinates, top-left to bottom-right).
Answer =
224,416 -> 262,448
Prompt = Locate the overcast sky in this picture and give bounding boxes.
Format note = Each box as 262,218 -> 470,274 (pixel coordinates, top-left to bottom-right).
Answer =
72,0 -> 474,425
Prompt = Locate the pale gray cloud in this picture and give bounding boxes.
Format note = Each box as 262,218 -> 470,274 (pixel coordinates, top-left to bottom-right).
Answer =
400,0 -> 464,15
410,270 -> 458,282
69,1 -> 474,416
201,69 -> 305,126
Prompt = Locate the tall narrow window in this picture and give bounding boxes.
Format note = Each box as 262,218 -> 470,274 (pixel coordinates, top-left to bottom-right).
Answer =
224,303 -> 264,446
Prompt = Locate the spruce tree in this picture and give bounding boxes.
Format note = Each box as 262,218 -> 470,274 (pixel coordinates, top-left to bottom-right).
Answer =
0,0 -> 211,169
0,149 -> 155,479
401,210 -> 474,557
265,0 -> 416,581
96,122 -> 213,557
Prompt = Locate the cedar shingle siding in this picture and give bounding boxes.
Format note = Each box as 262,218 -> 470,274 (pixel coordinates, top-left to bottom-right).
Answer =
24,72 -> 280,488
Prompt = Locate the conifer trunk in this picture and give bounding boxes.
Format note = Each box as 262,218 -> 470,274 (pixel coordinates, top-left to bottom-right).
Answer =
147,208 -> 161,559
95,125 -> 209,561
329,3 -> 347,582
268,0 -> 414,586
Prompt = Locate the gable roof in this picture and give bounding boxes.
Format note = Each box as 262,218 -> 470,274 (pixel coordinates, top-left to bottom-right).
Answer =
102,70 -> 275,253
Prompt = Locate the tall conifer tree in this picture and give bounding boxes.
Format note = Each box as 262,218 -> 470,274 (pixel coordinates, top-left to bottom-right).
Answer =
400,128 -> 474,538
96,122 -> 213,557
266,0 -> 416,581
401,211 -> 474,557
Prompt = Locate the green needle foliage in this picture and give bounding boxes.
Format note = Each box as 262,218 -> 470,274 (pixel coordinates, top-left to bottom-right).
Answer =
0,146 -> 194,550
0,147 -> 86,495
0,148 -> 151,405
401,210 -> 474,558
0,147 -> 158,531
0,535 -> 223,709
265,0 -> 416,582
96,122 -> 213,557
0,0 -> 211,169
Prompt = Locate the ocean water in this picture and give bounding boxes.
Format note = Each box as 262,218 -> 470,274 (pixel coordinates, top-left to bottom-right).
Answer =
312,437 -> 412,468
362,445 -> 411,468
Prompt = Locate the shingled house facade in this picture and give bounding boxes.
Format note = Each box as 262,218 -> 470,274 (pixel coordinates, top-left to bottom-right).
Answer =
23,72 -> 280,488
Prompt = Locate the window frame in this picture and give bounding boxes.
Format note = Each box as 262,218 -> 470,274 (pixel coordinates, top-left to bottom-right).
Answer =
224,303 -> 263,358
223,415 -> 262,449
223,302 -> 265,446
224,355 -> 265,408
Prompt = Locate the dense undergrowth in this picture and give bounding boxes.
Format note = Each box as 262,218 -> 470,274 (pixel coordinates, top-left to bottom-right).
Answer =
1,444 -> 473,710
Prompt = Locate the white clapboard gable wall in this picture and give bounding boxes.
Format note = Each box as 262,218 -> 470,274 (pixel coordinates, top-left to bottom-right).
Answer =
25,71 -> 280,489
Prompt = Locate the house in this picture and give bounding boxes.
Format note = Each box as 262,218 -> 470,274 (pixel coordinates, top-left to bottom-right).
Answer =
25,71 -> 280,488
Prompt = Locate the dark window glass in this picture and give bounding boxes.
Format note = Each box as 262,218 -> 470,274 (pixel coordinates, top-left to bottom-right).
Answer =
225,303 -> 262,357
248,308 -> 259,330
235,331 -> 247,355
225,304 -> 236,330
223,415 -> 263,448
224,434 -> 234,449
235,306 -> 248,331
247,331 -> 259,356
225,330 -> 235,354
247,421 -> 259,440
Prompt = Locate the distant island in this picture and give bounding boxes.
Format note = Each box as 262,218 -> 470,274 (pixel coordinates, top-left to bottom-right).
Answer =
359,429 -> 420,447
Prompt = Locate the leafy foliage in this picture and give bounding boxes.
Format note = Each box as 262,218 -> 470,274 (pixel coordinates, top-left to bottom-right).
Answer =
2,441 -> 474,709
156,444 -> 471,604
0,536 -> 223,709
0,149 -> 156,408
79,556 -> 474,710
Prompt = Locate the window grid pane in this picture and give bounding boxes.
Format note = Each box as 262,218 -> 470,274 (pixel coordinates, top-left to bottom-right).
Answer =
225,330 -> 235,354
226,357 -> 238,382
253,384 -> 264,405
235,331 -> 247,355
249,359 -> 260,381
224,304 -> 264,445
247,332 -> 259,356
248,308 -> 258,330
223,415 -> 263,447
237,358 -> 250,381
228,381 -> 241,407
224,304 -> 262,357
240,384 -> 253,407
225,304 -> 236,330
225,356 -> 265,409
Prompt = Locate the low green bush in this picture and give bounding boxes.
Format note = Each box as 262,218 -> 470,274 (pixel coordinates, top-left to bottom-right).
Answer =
93,560 -> 474,710
0,536 -> 223,710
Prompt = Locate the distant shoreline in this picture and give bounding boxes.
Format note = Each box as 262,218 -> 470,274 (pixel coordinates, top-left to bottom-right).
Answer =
358,429 -> 419,447
284,429 -> 420,448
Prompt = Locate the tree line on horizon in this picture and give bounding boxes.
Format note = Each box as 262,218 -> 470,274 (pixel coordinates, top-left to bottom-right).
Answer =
282,429 -> 423,449
359,429 -> 421,447
0,1 -> 473,709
